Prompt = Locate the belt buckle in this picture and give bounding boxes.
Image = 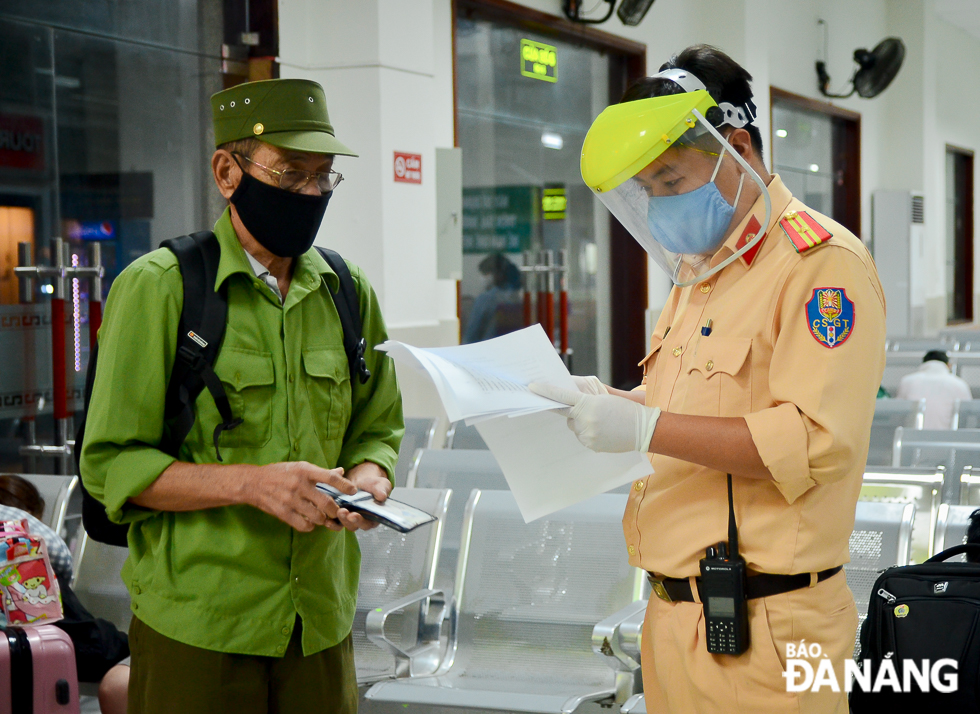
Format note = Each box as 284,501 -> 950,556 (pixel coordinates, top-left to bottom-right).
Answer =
648,575 -> 672,603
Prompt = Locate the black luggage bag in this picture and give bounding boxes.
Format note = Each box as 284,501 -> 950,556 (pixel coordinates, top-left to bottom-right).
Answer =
850,543 -> 980,710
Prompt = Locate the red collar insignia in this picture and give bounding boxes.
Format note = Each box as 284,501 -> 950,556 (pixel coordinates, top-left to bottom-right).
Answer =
734,215 -> 765,266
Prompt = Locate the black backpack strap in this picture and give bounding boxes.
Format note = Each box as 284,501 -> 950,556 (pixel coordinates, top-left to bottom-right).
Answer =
75,340 -> 131,547
161,232 -> 241,461
316,247 -> 370,385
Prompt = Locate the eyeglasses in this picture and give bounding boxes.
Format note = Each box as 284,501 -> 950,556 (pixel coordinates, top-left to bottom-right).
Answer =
234,153 -> 344,193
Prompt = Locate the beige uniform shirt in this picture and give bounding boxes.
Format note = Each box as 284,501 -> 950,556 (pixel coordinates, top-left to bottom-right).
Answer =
626,175 -> 885,578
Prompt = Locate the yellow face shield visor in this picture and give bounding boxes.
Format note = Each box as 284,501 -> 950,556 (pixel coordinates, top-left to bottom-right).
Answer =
581,89 -> 771,286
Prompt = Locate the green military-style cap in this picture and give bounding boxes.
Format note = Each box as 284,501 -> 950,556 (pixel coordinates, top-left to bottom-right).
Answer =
211,78 -> 357,157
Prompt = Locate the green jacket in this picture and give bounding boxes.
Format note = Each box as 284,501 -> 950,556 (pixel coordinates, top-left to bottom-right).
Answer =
80,209 -> 403,656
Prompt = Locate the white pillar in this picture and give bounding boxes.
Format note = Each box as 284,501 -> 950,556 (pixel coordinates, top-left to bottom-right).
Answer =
278,0 -> 459,417
278,0 -> 458,345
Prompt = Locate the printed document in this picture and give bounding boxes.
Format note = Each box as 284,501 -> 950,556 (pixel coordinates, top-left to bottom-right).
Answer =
377,325 -> 653,521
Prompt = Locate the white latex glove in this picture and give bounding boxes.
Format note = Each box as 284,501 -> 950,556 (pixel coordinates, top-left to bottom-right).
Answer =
530,382 -> 661,453
572,375 -> 608,396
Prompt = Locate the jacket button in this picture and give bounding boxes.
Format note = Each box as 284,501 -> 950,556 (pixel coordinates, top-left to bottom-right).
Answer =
699,283 -> 711,293
672,346 -> 683,357
281,626 -> 290,636
706,360 -> 714,371
627,545 -> 637,556
633,481 -> 643,492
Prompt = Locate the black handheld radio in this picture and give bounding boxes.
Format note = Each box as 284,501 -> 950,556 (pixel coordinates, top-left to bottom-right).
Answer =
699,474 -> 749,655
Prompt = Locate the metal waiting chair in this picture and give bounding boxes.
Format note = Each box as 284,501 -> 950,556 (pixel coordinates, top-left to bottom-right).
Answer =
885,337 -> 954,353
892,427 -> 980,504
959,465 -> 980,505
394,417 -> 443,488
365,490 -> 644,713
17,473 -> 77,536
953,399 -> 980,429
621,694 -> 647,713
70,532 -> 132,633
934,503 -> 978,563
954,354 -> 980,399
861,466 -> 944,562
867,399 -> 925,465
593,599 -> 646,712
406,448 -> 506,589
445,421 -> 488,450
354,487 -> 452,686
846,500 -> 915,658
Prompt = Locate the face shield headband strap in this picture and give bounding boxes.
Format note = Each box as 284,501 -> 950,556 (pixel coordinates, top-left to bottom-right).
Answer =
653,68 -> 757,129
668,108 -> 771,287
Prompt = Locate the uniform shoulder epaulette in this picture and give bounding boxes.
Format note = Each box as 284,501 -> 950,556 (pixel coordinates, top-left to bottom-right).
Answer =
779,210 -> 833,254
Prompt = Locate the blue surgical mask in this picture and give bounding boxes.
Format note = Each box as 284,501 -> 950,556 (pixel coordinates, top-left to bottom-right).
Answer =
646,180 -> 735,255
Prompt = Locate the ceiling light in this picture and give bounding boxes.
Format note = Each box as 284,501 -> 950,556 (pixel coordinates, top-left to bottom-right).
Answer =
541,132 -> 564,150
809,164 -> 820,172
776,129 -> 788,138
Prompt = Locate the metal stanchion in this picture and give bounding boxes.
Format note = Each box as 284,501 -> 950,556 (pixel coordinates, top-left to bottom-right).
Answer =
88,242 -> 103,349
557,249 -> 572,369
50,238 -> 70,474
541,250 -> 555,345
16,242 -> 38,473
14,239 -> 104,475
521,250 -> 534,328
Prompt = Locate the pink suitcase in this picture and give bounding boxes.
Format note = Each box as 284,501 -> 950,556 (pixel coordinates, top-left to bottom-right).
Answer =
0,626 -> 79,713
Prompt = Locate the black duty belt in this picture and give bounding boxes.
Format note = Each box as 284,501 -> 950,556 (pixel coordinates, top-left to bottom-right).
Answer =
648,565 -> 843,603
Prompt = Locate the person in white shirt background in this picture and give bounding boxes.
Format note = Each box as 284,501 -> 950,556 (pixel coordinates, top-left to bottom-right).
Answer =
896,350 -> 973,429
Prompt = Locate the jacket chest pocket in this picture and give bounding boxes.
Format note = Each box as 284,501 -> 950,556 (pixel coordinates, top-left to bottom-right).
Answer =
684,337 -> 752,416
303,348 -> 351,442
214,348 -> 275,448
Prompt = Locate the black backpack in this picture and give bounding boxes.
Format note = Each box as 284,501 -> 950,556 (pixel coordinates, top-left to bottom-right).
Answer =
850,543 -> 980,710
74,231 -> 371,546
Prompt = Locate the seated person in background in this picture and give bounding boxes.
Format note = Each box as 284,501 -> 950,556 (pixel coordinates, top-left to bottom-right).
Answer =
0,474 -> 74,581
0,474 -> 130,714
896,350 -> 972,429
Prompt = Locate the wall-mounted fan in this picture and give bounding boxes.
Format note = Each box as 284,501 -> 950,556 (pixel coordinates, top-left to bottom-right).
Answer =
816,37 -> 906,99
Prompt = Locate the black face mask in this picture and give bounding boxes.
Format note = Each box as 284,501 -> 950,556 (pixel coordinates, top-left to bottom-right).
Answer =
230,169 -> 332,258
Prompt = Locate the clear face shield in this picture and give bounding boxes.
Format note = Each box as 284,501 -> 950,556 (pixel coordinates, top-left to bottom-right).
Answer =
583,94 -> 771,286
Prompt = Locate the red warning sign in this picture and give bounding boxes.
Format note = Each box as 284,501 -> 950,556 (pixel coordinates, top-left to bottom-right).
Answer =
393,152 -> 422,184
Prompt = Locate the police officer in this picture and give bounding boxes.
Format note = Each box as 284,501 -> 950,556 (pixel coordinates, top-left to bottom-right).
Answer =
532,46 -> 884,713
81,79 -> 403,713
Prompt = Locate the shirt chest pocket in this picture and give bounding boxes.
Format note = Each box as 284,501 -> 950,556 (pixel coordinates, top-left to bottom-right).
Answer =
214,348 -> 275,448
684,337 -> 753,417
639,337 -> 664,393
303,348 -> 351,443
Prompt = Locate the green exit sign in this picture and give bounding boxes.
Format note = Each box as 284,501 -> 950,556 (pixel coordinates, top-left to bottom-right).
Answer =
542,187 -> 567,220
520,39 -> 557,83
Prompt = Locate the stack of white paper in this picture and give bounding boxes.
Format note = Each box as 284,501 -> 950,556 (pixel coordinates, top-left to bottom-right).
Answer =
378,325 -> 576,423
378,325 -> 654,521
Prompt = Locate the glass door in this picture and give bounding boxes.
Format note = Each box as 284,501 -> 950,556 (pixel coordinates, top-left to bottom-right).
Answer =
455,14 -> 612,380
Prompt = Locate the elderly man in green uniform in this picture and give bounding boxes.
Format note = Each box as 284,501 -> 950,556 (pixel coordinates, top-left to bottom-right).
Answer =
80,79 -> 403,713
